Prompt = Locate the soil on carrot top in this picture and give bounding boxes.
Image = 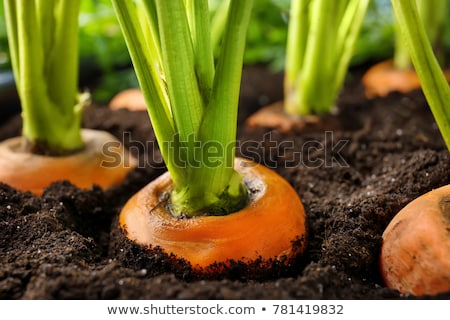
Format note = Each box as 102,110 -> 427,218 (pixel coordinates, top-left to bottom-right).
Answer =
0,64 -> 449,299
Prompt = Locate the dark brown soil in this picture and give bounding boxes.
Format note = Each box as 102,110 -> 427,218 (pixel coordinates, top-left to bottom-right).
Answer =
0,65 -> 449,299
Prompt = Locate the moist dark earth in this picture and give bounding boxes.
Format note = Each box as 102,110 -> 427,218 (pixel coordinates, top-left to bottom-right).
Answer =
0,65 -> 449,299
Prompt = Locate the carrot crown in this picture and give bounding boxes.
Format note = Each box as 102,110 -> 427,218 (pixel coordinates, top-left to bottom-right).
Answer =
4,0 -> 88,155
391,0 -> 450,150
284,0 -> 369,115
112,0 -> 253,217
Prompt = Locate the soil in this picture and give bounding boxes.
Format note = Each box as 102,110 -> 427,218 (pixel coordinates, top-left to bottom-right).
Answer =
0,65 -> 449,299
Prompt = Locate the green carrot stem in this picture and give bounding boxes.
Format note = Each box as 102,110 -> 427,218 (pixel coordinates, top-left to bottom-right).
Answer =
393,21 -> 412,70
393,0 -> 448,70
113,0 -> 253,216
284,0 -> 308,101
186,0 -> 215,104
284,0 -> 368,116
156,0 -> 204,144
210,0 -> 230,55
172,0 -> 254,215
111,0 -> 182,185
4,0 -> 84,154
391,0 -> 450,150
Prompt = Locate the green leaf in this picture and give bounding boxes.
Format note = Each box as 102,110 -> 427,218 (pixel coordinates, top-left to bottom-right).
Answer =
284,0 -> 369,115
391,0 -> 450,150
4,0 -> 83,154
113,0 -> 253,216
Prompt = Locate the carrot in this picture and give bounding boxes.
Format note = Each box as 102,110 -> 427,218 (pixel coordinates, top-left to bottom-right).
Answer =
2,2 -> 139,196
379,184 -> 450,295
246,0 -> 368,134
246,101 -> 342,134
362,59 -> 450,98
113,1 -> 306,273
120,157 -> 307,270
109,88 -> 147,111
362,60 -> 421,98
0,129 -> 137,196
364,0 -> 450,99
379,1 -> 450,296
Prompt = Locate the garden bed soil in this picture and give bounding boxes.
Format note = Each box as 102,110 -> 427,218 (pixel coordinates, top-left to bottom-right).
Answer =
0,65 -> 449,299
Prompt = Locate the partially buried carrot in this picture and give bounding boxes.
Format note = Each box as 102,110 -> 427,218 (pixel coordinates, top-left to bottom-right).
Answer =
362,59 -> 450,98
109,88 -> 147,111
380,184 -> 450,296
113,1 -> 306,273
120,157 -> 307,270
380,0 -> 450,296
0,129 -> 137,195
2,2 -> 137,196
246,0 -> 368,134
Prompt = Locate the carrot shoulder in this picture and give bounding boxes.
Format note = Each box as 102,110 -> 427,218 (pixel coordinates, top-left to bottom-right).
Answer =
362,59 -> 450,98
0,129 -> 137,195
120,157 -> 307,270
109,88 -> 147,111
380,184 -> 450,295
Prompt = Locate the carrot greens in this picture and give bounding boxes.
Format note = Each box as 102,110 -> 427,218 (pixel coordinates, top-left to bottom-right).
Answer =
284,0 -> 369,115
4,0 -> 88,155
391,0 -> 450,150
111,0 -> 253,217
393,0 -> 448,70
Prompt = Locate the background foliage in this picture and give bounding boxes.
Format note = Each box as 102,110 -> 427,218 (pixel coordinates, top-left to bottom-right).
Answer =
0,0 -> 449,102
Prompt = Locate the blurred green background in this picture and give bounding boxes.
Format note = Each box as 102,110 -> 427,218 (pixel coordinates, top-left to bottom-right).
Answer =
0,0 -> 448,103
